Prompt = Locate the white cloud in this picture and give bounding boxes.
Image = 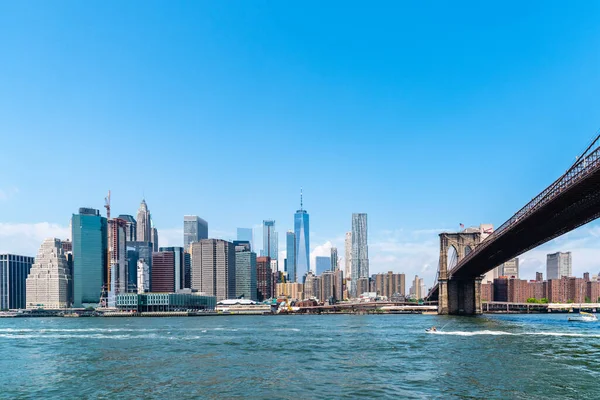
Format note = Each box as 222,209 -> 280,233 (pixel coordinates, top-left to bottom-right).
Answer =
0,222 -> 70,256
0,187 -> 19,201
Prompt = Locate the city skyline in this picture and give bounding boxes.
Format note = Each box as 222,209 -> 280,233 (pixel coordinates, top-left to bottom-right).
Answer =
2,3 -> 600,284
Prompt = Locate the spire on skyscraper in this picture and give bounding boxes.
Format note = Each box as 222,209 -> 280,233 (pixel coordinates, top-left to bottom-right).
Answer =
300,187 -> 303,211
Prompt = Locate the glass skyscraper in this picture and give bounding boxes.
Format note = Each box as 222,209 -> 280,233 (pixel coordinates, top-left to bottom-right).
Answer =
72,207 -> 107,307
262,220 -> 278,261
234,241 -> 257,300
350,213 -> 369,298
0,254 -> 34,309
184,215 -> 208,249
294,191 -> 310,279
285,231 -> 296,282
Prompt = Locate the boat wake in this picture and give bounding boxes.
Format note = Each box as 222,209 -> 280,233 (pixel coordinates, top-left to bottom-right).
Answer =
428,330 -> 600,338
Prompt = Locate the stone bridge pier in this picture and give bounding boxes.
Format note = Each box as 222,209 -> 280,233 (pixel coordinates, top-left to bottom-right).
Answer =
438,232 -> 483,315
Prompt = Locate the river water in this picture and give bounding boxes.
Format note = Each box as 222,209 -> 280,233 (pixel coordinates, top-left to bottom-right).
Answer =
1,314 -> 598,399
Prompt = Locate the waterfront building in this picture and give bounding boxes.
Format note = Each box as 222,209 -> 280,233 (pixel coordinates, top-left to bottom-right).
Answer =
481,282 -> 493,301
256,256 -> 273,301
547,252 -> 572,279
236,228 -> 253,251
410,275 -> 425,300
26,238 -> 71,309
184,215 -> 209,249
316,256 -> 331,275
294,190 -> 310,277
190,239 -> 235,301
0,254 -> 34,310
158,247 -> 186,292
72,207 -> 107,308
234,241 -> 257,300
330,247 -> 338,271
117,214 -> 137,242
116,292 -> 216,312
350,213 -> 369,297
588,281 -> 600,303
108,218 -> 128,299
126,241 -> 153,291
344,232 -> 352,280
151,251 -> 176,293
151,225 -> 159,252
137,260 -> 150,293
136,200 -> 152,242
502,258 -> 519,278
285,231 -> 296,282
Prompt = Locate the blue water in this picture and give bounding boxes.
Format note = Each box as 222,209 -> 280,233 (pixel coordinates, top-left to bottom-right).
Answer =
1,314 -> 599,399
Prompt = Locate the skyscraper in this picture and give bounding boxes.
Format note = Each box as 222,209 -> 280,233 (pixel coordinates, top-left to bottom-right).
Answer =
256,256 -> 273,301
330,247 -> 338,271
151,225 -> 159,252
190,239 -> 235,301
26,238 -> 71,309
136,200 -> 151,242
237,228 -> 253,251
117,214 -> 137,242
184,215 -> 209,249
316,256 -> 331,275
350,213 -> 369,298
547,252 -> 572,279
108,218 -> 128,300
151,251 -> 176,292
0,254 -> 34,310
72,207 -> 107,308
502,258 -> 519,278
344,232 -> 352,279
234,241 -> 257,300
126,242 -> 153,291
294,189 -> 310,276
158,247 -> 186,292
262,220 -> 278,262
285,231 -> 296,282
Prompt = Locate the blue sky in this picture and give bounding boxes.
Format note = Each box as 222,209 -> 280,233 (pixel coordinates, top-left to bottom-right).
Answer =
1,2 -> 600,284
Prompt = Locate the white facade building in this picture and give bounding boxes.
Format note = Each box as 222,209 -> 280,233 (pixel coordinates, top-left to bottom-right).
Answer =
137,260 -> 150,294
26,238 -> 71,309
547,252 -> 572,279
344,232 -> 352,279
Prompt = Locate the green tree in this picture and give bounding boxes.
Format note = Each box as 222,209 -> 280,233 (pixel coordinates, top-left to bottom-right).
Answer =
540,298 -> 549,304
585,296 -> 591,303
526,298 -> 538,303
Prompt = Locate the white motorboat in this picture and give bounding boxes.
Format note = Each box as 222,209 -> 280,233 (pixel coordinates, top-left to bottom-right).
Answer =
568,311 -> 598,322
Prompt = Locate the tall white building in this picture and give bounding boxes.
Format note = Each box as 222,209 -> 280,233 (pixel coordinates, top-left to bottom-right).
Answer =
26,238 -> 71,309
136,199 -> 152,242
344,232 -> 352,279
137,259 -> 150,294
547,252 -> 572,279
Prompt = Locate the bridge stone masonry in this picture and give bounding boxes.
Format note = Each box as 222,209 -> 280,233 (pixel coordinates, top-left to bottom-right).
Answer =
438,231 -> 483,315
430,134 -> 600,315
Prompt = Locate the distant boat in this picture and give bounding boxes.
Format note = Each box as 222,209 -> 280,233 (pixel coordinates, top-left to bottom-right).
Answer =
568,311 -> 598,322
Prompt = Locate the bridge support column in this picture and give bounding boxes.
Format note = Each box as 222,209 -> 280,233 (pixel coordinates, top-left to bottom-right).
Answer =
443,277 -> 483,315
438,279 -> 449,315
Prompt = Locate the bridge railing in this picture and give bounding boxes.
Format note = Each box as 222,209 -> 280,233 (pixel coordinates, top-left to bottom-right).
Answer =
448,143 -> 600,276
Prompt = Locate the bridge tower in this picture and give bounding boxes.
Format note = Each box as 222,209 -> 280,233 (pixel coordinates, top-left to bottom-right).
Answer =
438,231 -> 483,315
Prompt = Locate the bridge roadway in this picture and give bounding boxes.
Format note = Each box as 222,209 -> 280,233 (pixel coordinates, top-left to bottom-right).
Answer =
429,140 -> 600,311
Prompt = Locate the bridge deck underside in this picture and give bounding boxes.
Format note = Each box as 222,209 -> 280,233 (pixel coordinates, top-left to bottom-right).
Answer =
456,167 -> 600,278
429,166 -> 600,300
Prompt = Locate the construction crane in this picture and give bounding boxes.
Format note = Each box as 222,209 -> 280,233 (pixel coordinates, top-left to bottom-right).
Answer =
104,190 -> 111,220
